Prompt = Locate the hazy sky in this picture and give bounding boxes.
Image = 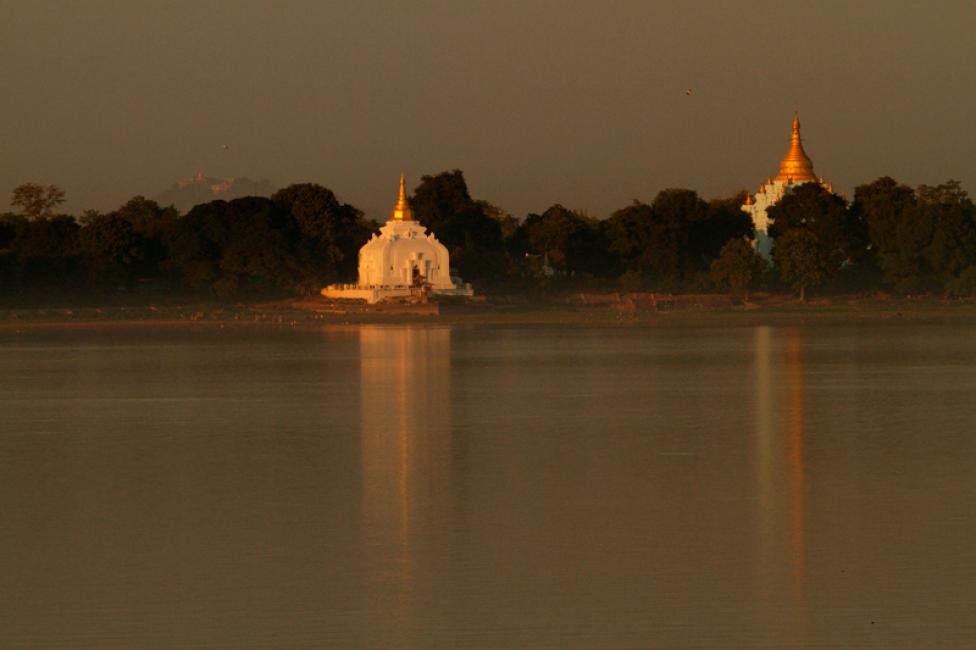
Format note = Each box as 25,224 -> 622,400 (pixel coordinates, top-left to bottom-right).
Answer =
1,1 -> 973,220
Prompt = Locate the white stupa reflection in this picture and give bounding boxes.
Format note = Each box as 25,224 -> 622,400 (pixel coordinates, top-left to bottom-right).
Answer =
358,325 -> 453,646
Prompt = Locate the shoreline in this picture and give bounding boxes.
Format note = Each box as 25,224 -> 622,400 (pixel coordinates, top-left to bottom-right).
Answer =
2,294 -> 976,331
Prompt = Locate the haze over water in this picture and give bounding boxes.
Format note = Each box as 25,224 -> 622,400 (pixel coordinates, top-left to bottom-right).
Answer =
2,323 -> 975,648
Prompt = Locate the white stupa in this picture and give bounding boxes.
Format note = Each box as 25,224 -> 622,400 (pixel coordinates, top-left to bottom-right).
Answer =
322,173 -> 473,304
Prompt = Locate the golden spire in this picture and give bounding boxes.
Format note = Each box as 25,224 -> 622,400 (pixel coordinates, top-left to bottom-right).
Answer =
775,113 -> 816,182
391,171 -> 413,221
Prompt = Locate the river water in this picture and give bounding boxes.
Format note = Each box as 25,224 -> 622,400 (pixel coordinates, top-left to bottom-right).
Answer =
1,323 -> 974,648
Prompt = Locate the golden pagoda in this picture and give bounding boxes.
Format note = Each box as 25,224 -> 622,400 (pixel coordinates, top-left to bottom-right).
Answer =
391,171 -> 414,221
742,113 -> 834,262
775,114 -> 816,182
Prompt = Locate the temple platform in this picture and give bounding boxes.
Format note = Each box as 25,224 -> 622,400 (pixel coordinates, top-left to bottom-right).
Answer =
321,283 -> 473,304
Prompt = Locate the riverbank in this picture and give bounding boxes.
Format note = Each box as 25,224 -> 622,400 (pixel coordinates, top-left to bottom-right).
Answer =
2,292 -> 976,330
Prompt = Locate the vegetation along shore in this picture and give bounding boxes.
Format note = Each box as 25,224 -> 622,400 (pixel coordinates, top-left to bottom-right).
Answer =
3,170 -> 975,310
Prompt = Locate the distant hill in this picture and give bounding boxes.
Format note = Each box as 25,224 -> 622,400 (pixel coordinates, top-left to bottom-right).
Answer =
155,172 -> 277,213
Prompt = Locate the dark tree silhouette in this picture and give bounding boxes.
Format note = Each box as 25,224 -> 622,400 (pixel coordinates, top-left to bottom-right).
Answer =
709,238 -> 766,296
774,229 -> 831,301
513,205 -> 611,278
692,193 -> 755,269
166,197 -> 303,296
272,183 -> 370,286
643,189 -> 707,289
768,183 -> 854,292
602,200 -> 656,282
8,216 -> 80,287
10,183 -> 66,220
410,170 -> 505,281
79,214 -> 146,286
851,176 -> 920,292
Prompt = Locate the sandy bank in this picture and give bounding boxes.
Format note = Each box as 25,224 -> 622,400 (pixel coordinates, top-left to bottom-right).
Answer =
2,293 -> 976,332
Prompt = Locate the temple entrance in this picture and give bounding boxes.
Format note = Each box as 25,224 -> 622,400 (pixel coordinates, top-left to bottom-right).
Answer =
410,260 -> 431,288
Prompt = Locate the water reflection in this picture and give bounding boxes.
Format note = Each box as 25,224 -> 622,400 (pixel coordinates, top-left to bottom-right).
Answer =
754,326 -> 808,642
755,326 -> 774,567
3,324 -> 974,647
786,330 -> 807,608
358,326 -> 452,647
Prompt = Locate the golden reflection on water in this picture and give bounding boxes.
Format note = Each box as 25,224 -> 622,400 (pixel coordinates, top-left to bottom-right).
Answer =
755,326 -> 808,642
786,330 -> 807,609
358,326 -> 452,647
755,326 -> 774,566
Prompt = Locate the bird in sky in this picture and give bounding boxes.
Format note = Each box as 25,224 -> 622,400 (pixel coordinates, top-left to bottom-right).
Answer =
685,88 -> 693,96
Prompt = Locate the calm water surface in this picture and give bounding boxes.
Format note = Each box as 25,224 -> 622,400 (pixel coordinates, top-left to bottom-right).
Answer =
1,323 -> 974,648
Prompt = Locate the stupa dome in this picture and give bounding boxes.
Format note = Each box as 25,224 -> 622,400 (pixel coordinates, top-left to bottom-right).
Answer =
775,114 -> 816,182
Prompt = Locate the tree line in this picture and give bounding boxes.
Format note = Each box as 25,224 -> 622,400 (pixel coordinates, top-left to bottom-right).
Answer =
1,173 -> 974,301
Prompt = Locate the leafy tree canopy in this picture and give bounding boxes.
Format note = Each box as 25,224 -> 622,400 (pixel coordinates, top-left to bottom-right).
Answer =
10,183 -> 66,220
692,193 -> 755,268
79,214 -> 145,285
410,170 -> 502,252
167,197 -> 303,295
774,229 -> 833,301
645,188 -> 707,288
852,176 -> 920,291
917,180 -> 976,290
272,183 -> 369,282
602,200 -> 655,276
515,205 -> 611,276
8,216 -> 81,286
709,238 -> 766,296
409,170 -> 505,281
767,182 -> 850,243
